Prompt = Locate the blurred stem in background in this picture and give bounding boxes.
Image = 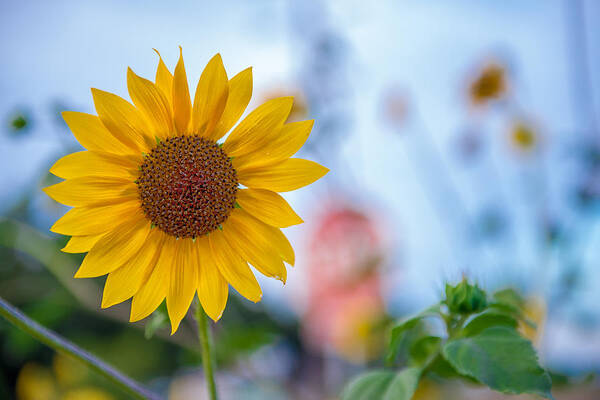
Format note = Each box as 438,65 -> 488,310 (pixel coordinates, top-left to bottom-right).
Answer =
195,303 -> 218,400
0,296 -> 160,400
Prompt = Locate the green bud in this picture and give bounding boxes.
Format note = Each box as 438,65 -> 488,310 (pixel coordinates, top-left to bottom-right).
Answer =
445,279 -> 487,315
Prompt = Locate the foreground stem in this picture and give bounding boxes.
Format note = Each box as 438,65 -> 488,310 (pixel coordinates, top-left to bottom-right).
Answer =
0,296 -> 159,400
195,304 -> 218,400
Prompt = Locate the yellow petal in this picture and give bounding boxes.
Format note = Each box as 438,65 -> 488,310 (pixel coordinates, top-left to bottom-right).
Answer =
61,234 -> 104,254
91,88 -> 152,152
153,49 -> 173,102
51,200 -> 141,236
209,67 -> 253,141
222,222 -> 286,283
74,213 -> 151,278
225,208 -> 293,273
233,119 -> 313,170
102,229 -> 166,308
235,188 -> 302,228
61,111 -> 133,155
222,97 -> 293,157
127,68 -> 173,139
43,177 -> 138,207
208,230 -> 262,302
130,236 -> 177,322
191,54 -> 229,137
238,158 -> 329,192
194,237 -> 229,321
166,239 -> 198,334
172,47 -> 192,134
49,151 -> 140,180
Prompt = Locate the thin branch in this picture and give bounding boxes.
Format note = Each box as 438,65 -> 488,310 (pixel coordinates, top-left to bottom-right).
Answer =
0,296 -> 162,400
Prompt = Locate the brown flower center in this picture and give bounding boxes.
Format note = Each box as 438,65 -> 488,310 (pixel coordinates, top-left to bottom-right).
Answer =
136,135 -> 238,238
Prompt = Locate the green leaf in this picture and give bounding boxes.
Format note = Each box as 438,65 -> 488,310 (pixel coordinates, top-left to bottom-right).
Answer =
462,312 -> 518,337
493,288 -> 525,310
387,317 -> 423,365
342,371 -> 395,400
442,326 -> 553,399
426,354 -> 475,382
409,336 -> 441,367
489,288 -> 536,329
342,368 -> 422,400
144,303 -> 168,339
0,218 -> 100,307
386,304 -> 441,365
382,367 -> 422,400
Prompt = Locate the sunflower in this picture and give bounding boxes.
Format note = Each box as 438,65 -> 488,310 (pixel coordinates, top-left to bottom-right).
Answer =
44,49 -> 328,333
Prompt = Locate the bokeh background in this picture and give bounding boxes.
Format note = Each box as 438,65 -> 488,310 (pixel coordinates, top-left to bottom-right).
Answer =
1,0 -> 600,399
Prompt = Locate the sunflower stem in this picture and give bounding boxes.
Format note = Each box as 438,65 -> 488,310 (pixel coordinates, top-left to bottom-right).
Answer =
195,304 -> 219,400
0,296 -> 159,400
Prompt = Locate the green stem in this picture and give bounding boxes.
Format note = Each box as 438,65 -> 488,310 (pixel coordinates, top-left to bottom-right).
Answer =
0,296 -> 160,400
195,304 -> 218,400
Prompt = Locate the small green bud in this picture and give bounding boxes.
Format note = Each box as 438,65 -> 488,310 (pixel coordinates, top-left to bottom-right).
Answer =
445,279 -> 487,315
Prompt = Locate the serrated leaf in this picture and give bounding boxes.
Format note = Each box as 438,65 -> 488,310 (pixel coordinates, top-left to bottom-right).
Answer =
342,368 -> 422,400
462,312 -> 518,337
442,326 -> 553,399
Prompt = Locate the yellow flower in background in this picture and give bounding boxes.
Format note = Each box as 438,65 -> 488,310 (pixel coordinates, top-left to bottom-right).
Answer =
509,120 -> 539,153
44,48 -> 328,333
469,62 -> 507,105
16,355 -> 115,400
16,363 -> 55,400
520,296 -> 547,346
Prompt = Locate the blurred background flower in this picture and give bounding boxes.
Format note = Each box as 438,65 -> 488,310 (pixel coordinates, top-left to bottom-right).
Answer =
301,205 -> 388,363
468,61 -> 508,107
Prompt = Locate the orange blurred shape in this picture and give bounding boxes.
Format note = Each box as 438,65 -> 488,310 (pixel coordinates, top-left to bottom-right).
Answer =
469,62 -> 507,106
308,207 -> 384,287
302,205 -> 387,362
